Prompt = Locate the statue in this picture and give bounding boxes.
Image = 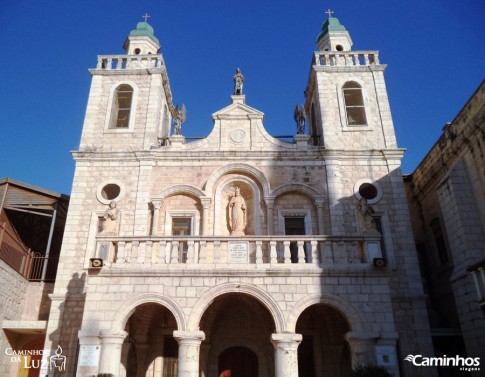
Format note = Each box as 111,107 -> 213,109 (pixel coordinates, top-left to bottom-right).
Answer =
356,198 -> 377,233
172,104 -> 186,135
294,104 -> 307,134
228,186 -> 247,236
100,201 -> 119,234
233,68 -> 244,95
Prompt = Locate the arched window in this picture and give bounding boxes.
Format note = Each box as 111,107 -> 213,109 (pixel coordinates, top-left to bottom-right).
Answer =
110,84 -> 134,128
342,82 -> 367,126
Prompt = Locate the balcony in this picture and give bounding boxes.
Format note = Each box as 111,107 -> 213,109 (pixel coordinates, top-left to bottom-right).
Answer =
92,235 -> 383,271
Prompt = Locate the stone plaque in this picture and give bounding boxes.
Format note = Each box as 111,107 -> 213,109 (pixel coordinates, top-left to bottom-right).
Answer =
375,345 -> 397,367
78,345 -> 101,367
228,241 -> 249,263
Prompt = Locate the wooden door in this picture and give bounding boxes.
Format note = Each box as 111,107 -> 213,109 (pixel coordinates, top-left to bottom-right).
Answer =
218,347 -> 258,377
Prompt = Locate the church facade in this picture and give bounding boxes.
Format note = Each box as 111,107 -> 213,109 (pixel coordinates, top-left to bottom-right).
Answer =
42,16 -> 435,377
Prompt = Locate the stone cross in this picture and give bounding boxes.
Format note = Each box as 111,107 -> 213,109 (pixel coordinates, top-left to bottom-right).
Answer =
325,9 -> 334,18
142,13 -> 151,23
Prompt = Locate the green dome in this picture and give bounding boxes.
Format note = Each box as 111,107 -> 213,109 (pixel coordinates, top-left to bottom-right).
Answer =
316,17 -> 347,43
129,22 -> 160,44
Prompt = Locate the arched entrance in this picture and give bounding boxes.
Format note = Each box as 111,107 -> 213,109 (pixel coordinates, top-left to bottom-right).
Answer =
200,293 -> 275,377
296,304 -> 351,377
121,303 -> 178,377
218,346 -> 258,377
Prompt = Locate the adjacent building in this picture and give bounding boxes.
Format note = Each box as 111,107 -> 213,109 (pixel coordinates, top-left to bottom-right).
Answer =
405,80 -> 485,376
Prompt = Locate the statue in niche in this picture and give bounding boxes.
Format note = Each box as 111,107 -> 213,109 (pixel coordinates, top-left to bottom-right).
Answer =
294,104 -> 307,134
172,104 -> 186,135
100,201 -> 119,234
356,198 -> 377,233
228,186 -> 247,236
233,68 -> 244,95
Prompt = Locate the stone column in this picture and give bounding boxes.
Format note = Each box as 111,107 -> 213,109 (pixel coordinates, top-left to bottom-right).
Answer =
265,197 -> 275,235
271,333 -> 302,377
99,330 -> 127,376
314,197 -> 325,235
151,199 -> 163,235
201,198 -> 211,235
173,330 -> 205,377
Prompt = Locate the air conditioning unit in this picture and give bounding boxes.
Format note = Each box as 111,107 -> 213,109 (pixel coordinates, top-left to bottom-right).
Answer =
373,258 -> 388,268
89,258 -> 104,268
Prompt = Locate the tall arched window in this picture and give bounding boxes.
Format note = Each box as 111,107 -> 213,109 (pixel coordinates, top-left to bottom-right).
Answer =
342,82 -> 367,126
110,84 -> 134,128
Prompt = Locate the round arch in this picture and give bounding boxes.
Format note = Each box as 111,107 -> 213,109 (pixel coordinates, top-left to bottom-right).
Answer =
286,293 -> 365,333
271,183 -> 325,202
188,283 -> 285,332
113,293 -> 186,332
153,184 -> 208,202
204,164 -> 271,197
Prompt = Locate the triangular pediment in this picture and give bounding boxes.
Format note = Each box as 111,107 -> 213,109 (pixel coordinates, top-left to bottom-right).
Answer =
212,96 -> 264,120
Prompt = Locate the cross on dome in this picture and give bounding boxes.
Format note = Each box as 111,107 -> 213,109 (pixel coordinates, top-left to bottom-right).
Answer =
142,13 -> 151,23
325,9 -> 334,18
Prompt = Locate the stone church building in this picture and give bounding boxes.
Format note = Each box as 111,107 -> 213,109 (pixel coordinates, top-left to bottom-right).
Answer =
15,14 -> 439,377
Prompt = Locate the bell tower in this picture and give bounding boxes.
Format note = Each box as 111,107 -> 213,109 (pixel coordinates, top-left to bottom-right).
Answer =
78,17 -> 173,151
305,12 -> 398,151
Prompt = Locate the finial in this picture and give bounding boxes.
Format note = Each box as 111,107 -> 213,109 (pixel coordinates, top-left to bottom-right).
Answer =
325,9 -> 334,18
142,13 -> 151,23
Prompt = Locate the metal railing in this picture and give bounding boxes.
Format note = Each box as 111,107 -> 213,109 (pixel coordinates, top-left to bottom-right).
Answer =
0,222 -> 58,282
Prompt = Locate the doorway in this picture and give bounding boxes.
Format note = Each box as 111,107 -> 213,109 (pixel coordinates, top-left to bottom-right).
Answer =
218,346 -> 258,377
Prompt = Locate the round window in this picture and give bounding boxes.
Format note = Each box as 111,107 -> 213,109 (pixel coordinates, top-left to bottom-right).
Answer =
358,183 -> 378,200
134,48 -> 141,55
354,179 -> 382,204
101,184 -> 121,201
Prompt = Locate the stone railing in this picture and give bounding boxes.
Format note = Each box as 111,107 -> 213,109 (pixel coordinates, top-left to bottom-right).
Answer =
93,235 -> 382,268
314,51 -> 380,67
96,54 -> 164,70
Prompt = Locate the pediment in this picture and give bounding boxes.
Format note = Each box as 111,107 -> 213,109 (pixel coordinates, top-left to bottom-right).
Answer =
212,99 -> 264,120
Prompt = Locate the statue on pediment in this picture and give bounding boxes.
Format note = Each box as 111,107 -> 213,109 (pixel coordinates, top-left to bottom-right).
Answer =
233,68 -> 244,95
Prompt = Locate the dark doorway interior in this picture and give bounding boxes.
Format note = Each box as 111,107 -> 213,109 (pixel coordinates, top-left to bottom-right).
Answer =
218,346 -> 258,377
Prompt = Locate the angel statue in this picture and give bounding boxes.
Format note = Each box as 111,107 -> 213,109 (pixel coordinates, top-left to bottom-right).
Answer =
294,104 -> 307,134
172,104 -> 186,135
233,68 -> 244,95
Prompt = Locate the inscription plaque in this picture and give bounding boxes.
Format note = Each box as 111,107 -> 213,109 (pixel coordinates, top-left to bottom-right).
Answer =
228,241 -> 249,263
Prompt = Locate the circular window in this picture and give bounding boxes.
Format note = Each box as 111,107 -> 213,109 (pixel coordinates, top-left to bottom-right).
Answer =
101,184 -> 121,200
336,45 -> 343,51
134,48 -> 141,55
96,180 -> 124,204
354,179 -> 382,204
358,183 -> 378,200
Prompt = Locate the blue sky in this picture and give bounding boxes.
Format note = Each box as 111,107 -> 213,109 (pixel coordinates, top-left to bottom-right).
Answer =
1,0 -> 484,195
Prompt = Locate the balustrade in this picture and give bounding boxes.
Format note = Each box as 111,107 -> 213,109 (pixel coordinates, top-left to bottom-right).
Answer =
94,235 -> 382,268
96,54 -> 164,70
314,51 -> 380,67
